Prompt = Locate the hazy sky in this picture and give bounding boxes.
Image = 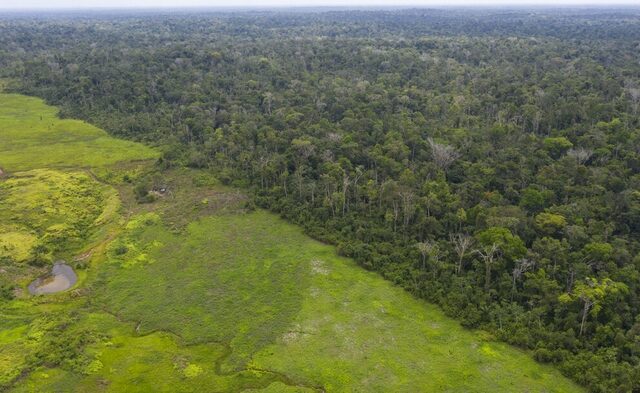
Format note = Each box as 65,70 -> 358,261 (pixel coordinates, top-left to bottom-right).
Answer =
0,0 -> 637,9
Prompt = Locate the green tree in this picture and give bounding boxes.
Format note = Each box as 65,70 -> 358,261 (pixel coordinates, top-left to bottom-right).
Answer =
559,278 -> 627,336
534,212 -> 567,236
476,227 -> 526,262
543,137 -> 573,159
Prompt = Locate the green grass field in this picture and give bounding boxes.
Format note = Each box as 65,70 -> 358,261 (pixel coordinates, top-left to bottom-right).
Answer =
0,94 -> 157,172
0,169 -> 116,263
0,93 -> 156,297
0,94 -> 584,392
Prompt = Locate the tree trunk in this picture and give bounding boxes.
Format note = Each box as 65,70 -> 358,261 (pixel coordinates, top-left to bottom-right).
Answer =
579,300 -> 592,337
485,262 -> 492,292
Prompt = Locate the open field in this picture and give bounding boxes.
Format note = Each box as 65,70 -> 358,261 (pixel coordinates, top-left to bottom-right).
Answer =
0,94 -> 157,172
0,93 -> 158,388
0,94 -> 583,392
0,93 -> 157,299
94,210 -> 582,392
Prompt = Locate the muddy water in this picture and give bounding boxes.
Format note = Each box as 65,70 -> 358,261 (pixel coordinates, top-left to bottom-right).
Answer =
28,262 -> 77,295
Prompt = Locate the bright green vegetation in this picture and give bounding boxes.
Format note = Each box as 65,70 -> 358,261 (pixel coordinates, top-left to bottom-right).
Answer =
0,94 -> 582,391
9,210 -> 582,392
11,312 -> 287,393
96,211 -> 581,392
0,93 -> 156,295
0,169 -> 115,263
0,94 -> 157,387
99,211 -> 308,370
0,94 -> 157,172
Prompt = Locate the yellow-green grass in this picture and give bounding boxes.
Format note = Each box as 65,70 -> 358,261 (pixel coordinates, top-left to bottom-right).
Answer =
0,93 -> 157,172
37,210 -> 577,393
0,92 -> 156,288
0,169 -> 116,264
12,312 -> 294,393
0,231 -> 36,262
0,93 -> 159,390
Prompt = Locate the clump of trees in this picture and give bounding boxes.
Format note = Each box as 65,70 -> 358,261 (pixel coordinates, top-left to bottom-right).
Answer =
2,8 -> 640,391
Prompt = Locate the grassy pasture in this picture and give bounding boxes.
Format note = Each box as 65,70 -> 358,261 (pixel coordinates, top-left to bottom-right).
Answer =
0,93 -> 157,289
11,312 -> 296,393
11,210 -> 582,392
88,211 -> 582,392
0,94 -> 157,172
0,93 -> 157,388
0,168 -> 118,299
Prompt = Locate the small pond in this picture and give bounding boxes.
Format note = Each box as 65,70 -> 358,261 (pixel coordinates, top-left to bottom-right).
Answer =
28,262 -> 78,295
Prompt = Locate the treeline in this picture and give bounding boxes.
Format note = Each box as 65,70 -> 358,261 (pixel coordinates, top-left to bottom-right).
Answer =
2,9 -> 640,392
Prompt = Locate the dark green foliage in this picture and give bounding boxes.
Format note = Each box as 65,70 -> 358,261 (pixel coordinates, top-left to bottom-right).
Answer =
0,284 -> 14,301
2,7 -> 640,392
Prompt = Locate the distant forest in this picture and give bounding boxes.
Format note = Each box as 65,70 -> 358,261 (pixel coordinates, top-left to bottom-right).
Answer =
2,8 -> 640,392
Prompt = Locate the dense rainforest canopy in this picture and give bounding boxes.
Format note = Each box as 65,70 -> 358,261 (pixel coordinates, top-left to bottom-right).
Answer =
1,7 -> 640,392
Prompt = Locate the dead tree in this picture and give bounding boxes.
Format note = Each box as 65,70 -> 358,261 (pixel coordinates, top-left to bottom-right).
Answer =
427,137 -> 461,171
399,189 -> 416,229
416,241 -> 441,278
450,233 -> 473,275
627,86 -> 640,115
476,243 -> 500,292
566,147 -> 593,165
511,258 -> 535,299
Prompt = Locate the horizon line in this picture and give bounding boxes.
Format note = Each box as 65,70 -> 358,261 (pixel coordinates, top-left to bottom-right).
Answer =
2,3 -> 640,11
